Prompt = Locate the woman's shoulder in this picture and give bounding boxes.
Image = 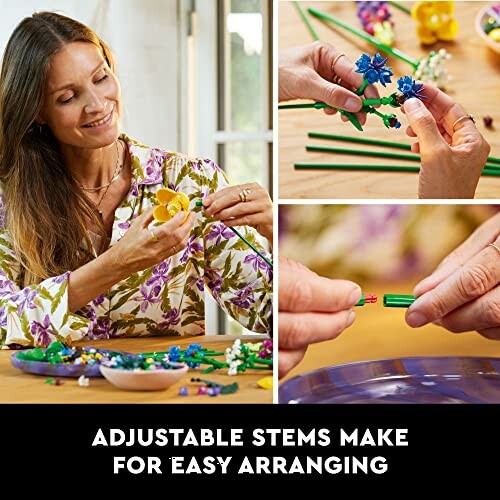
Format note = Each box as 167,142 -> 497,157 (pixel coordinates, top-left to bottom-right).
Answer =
122,134 -> 225,185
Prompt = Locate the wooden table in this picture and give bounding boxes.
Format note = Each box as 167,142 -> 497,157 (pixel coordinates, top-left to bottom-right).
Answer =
281,282 -> 500,382
279,1 -> 500,199
0,335 -> 273,404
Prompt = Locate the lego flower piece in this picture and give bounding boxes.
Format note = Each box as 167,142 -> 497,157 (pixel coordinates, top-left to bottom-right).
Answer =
374,21 -> 395,46
397,76 -> 426,101
153,188 -> 190,223
414,49 -> 450,88
357,2 -> 395,45
411,1 -> 459,45
355,53 -> 393,87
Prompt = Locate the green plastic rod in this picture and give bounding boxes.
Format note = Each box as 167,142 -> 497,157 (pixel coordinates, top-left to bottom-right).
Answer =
308,7 -> 419,68
304,145 -> 500,172
383,294 -> 416,308
195,200 -> 273,268
295,163 -> 420,173
306,144 -> 420,161
308,132 -> 411,149
388,1 -> 412,15
308,132 -> 412,149
294,1 -> 320,40
294,164 -> 500,177
278,103 -> 363,131
306,132 -> 500,165
278,102 -> 333,110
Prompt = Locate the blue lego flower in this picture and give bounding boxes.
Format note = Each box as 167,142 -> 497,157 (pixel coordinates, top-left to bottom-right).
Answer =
168,345 -> 181,362
355,53 -> 393,87
397,76 -> 426,101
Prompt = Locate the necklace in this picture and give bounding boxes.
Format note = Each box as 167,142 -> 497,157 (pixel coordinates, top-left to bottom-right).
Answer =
75,141 -> 122,192
94,140 -> 123,218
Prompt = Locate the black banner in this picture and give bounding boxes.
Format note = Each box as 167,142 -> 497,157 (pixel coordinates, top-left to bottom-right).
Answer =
2,404 -> 498,487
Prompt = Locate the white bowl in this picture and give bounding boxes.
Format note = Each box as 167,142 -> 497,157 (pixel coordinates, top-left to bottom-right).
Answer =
100,363 -> 188,391
475,5 -> 500,54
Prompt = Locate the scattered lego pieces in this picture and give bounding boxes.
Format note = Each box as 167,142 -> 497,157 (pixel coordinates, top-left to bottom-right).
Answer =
78,375 -> 90,387
256,376 -> 273,390
179,386 -> 189,396
45,377 -> 64,386
483,115 -> 494,128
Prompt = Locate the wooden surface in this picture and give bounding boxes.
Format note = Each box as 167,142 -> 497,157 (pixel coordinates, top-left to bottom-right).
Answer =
278,1 -> 500,199
0,335 -> 273,404
281,282 -> 500,382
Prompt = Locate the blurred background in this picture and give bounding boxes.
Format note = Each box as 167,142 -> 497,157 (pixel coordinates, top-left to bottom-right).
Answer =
279,204 -> 500,379
0,0 -> 272,335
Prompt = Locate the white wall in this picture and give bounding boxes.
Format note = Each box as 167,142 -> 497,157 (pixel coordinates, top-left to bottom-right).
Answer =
0,0 -> 180,149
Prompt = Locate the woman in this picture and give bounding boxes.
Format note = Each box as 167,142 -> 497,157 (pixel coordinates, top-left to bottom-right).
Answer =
0,12 -> 272,348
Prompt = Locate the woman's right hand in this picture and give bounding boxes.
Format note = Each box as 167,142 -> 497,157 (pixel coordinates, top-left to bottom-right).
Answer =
403,85 -> 491,199
278,256 -> 361,378
279,41 -> 380,125
109,209 -> 195,275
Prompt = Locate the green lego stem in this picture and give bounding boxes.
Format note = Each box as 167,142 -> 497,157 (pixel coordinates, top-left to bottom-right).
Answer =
362,96 -> 399,107
306,132 -> 500,165
383,294 -> 416,308
356,294 -> 366,306
294,1 -> 320,40
196,200 -> 273,268
356,79 -> 369,96
388,1 -> 412,15
278,102 -> 363,131
294,163 -> 500,177
295,164 -> 420,173
278,102 -> 333,110
305,145 -> 418,160
308,7 -> 419,69
308,132 -> 411,149
303,146 -> 500,173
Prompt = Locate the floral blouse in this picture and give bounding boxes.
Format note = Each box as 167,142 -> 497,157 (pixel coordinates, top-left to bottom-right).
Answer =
0,134 -> 272,348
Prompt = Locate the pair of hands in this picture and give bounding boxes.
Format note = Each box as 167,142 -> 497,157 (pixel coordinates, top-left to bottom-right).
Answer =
110,183 -> 272,275
279,214 -> 500,378
279,41 -> 491,199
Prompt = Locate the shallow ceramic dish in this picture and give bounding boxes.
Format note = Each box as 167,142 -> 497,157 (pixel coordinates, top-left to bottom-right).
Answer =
10,348 -> 124,378
279,357 -> 500,404
475,5 -> 500,54
100,363 -> 188,391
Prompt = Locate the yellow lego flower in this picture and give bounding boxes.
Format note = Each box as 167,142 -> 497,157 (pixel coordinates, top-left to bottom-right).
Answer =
411,1 -> 459,45
153,188 -> 190,222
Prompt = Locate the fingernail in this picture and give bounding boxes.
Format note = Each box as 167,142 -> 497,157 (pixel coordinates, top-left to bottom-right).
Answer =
346,310 -> 356,328
344,97 -> 361,112
349,286 -> 362,306
404,98 -> 422,112
406,310 -> 429,328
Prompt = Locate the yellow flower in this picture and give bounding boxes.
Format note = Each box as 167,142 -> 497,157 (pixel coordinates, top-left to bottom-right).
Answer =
153,188 -> 190,222
411,1 -> 459,45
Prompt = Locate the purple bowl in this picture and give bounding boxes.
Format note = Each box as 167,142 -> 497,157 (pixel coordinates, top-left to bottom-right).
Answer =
279,356 -> 500,404
10,348 -> 128,378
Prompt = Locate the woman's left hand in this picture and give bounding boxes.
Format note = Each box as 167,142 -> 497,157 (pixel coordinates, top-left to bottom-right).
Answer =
406,213 -> 500,337
203,183 -> 273,243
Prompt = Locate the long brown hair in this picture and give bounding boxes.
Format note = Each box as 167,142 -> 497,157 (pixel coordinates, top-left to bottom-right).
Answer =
0,12 -> 115,286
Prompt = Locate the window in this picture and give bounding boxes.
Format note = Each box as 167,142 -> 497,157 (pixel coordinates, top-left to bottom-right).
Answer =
184,0 -> 272,334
